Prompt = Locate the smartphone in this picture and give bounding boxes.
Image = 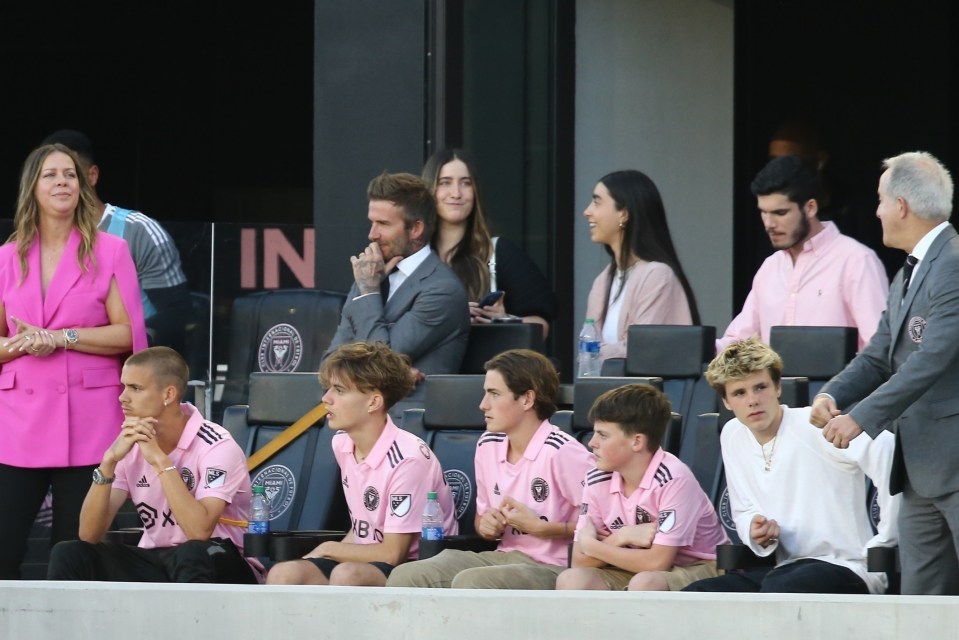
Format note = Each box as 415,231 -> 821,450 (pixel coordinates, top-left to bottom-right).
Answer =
478,290 -> 505,307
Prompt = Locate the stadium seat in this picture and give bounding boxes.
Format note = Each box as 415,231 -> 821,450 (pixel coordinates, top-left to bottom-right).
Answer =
224,372 -> 348,561
401,375 -> 491,559
218,288 -> 346,413
768,325 -> 857,404
568,376 -> 665,446
459,323 -> 545,374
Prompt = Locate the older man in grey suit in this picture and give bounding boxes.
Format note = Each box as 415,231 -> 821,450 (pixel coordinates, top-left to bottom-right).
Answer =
811,151 -> 959,595
324,171 -> 470,417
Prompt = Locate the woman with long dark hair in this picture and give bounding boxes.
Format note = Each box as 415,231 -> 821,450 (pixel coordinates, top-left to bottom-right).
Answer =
584,169 -> 699,361
423,149 -> 556,337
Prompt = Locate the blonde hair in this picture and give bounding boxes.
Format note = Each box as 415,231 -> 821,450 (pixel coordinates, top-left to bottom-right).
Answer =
9,144 -> 99,280
706,338 -> 783,397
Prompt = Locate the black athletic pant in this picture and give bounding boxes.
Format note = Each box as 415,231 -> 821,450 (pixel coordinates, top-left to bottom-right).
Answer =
47,538 -> 259,583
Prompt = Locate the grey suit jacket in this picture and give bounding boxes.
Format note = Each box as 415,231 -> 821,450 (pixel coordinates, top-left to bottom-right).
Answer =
324,250 -> 470,386
822,224 -> 959,496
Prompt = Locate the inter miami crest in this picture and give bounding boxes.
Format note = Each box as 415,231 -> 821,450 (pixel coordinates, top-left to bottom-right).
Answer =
364,486 -> 380,511
180,467 -> 196,491
251,464 -> 296,520
908,316 -> 926,343
531,477 -> 549,502
257,323 -> 304,372
636,507 -> 653,524
444,469 -> 472,520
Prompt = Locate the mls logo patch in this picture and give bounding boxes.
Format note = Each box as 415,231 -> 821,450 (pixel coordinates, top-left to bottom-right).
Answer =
658,510 -> 676,533
908,316 -> 926,343
390,494 -> 412,517
205,468 -> 227,488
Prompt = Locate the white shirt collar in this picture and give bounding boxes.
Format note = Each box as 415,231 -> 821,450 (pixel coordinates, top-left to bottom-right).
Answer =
911,221 -> 950,262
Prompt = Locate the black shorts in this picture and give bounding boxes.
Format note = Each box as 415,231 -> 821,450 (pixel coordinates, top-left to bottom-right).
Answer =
306,557 -> 394,579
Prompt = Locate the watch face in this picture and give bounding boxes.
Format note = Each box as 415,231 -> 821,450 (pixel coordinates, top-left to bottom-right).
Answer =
66,329 -> 79,343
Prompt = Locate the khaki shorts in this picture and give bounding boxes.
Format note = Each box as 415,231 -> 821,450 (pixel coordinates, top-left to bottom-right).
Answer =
591,559 -> 719,591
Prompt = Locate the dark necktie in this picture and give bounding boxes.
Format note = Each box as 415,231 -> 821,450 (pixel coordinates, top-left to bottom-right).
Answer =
380,274 -> 391,302
902,254 -> 918,300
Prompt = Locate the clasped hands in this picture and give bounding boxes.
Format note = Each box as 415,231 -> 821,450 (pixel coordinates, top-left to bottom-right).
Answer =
810,394 -> 863,449
476,496 -> 549,540
105,416 -> 165,468
3,316 -> 57,357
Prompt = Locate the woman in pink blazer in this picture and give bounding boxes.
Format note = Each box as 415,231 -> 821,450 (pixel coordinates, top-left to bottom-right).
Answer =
0,143 -> 147,578
584,170 -> 700,362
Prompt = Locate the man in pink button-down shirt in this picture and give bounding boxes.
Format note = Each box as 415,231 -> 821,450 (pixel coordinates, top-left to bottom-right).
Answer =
718,156 -> 889,353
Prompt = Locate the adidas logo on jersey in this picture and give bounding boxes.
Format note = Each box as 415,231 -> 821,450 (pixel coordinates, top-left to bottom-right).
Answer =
610,516 -> 625,530
493,483 -> 501,496
136,475 -> 150,488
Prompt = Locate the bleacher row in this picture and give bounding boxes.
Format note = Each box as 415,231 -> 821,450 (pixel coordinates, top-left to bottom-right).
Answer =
21,287 -> 878,585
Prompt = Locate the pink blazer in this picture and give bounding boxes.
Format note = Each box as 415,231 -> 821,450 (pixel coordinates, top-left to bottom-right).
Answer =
0,229 -> 148,468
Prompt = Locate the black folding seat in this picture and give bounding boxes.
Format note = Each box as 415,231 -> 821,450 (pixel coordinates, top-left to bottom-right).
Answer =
218,288 -> 346,413
768,325 -> 857,405
458,323 -> 545,374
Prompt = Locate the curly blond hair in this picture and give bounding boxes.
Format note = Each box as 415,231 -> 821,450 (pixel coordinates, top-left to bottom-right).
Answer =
706,338 -> 782,397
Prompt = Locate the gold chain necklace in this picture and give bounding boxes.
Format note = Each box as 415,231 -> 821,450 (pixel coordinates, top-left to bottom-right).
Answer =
760,436 -> 777,472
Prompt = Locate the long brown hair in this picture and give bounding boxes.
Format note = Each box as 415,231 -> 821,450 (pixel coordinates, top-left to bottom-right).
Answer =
422,148 -> 492,301
9,143 -> 99,280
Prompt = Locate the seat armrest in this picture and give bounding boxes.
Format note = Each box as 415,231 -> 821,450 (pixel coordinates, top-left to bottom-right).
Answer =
243,530 -> 345,561
715,543 -> 776,571
867,546 -> 900,573
419,535 -> 499,560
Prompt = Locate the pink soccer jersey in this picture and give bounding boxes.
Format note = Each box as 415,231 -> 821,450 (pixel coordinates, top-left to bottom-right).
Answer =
113,404 -> 254,559
576,448 -> 729,566
474,420 -> 594,566
333,417 -> 458,560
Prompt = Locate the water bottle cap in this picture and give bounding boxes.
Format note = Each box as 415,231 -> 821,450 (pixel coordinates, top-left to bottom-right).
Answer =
252,484 -> 266,494
427,491 -> 438,500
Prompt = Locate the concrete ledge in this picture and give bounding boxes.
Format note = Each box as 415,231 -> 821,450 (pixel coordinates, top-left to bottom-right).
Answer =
3,582 -> 959,639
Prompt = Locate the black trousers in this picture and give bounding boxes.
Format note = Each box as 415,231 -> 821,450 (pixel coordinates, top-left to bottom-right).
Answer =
0,463 -> 94,579
682,558 -> 869,594
47,538 -> 259,584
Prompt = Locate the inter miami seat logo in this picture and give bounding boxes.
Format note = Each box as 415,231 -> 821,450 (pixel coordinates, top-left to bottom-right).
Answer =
531,477 -> 549,502
364,486 -> 380,511
718,488 -> 737,533
258,323 -> 304,372
444,469 -> 472,520
252,464 -> 296,520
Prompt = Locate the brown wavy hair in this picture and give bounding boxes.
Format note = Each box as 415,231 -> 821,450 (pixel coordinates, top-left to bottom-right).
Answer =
8,143 -> 99,280
422,149 -> 492,301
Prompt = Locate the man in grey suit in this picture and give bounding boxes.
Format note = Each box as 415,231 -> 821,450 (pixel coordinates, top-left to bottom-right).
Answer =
811,151 -> 959,595
324,171 -> 470,416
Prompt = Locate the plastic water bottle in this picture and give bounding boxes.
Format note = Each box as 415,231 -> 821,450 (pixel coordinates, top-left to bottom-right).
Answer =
577,318 -> 601,377
421,491 -> 444,541
248,484 -> 271,534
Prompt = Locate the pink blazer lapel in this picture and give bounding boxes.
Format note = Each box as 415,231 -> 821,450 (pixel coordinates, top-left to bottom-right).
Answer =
41,228 -> 84,323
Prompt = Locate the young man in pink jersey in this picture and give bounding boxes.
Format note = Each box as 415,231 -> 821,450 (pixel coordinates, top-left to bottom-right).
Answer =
556,384 -> 729,591
387,349 -> 594,589
266,341 -> 457,586
47,347 -> 261,583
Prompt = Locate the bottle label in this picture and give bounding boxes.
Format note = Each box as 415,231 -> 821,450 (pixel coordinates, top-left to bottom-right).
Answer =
248,521 -> 270,535
579,340 -> 600,354
422,526 -> 444,541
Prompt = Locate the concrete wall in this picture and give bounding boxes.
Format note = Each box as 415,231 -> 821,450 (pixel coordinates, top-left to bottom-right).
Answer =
3,582 -> 958,639
574,0 -> 734,343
